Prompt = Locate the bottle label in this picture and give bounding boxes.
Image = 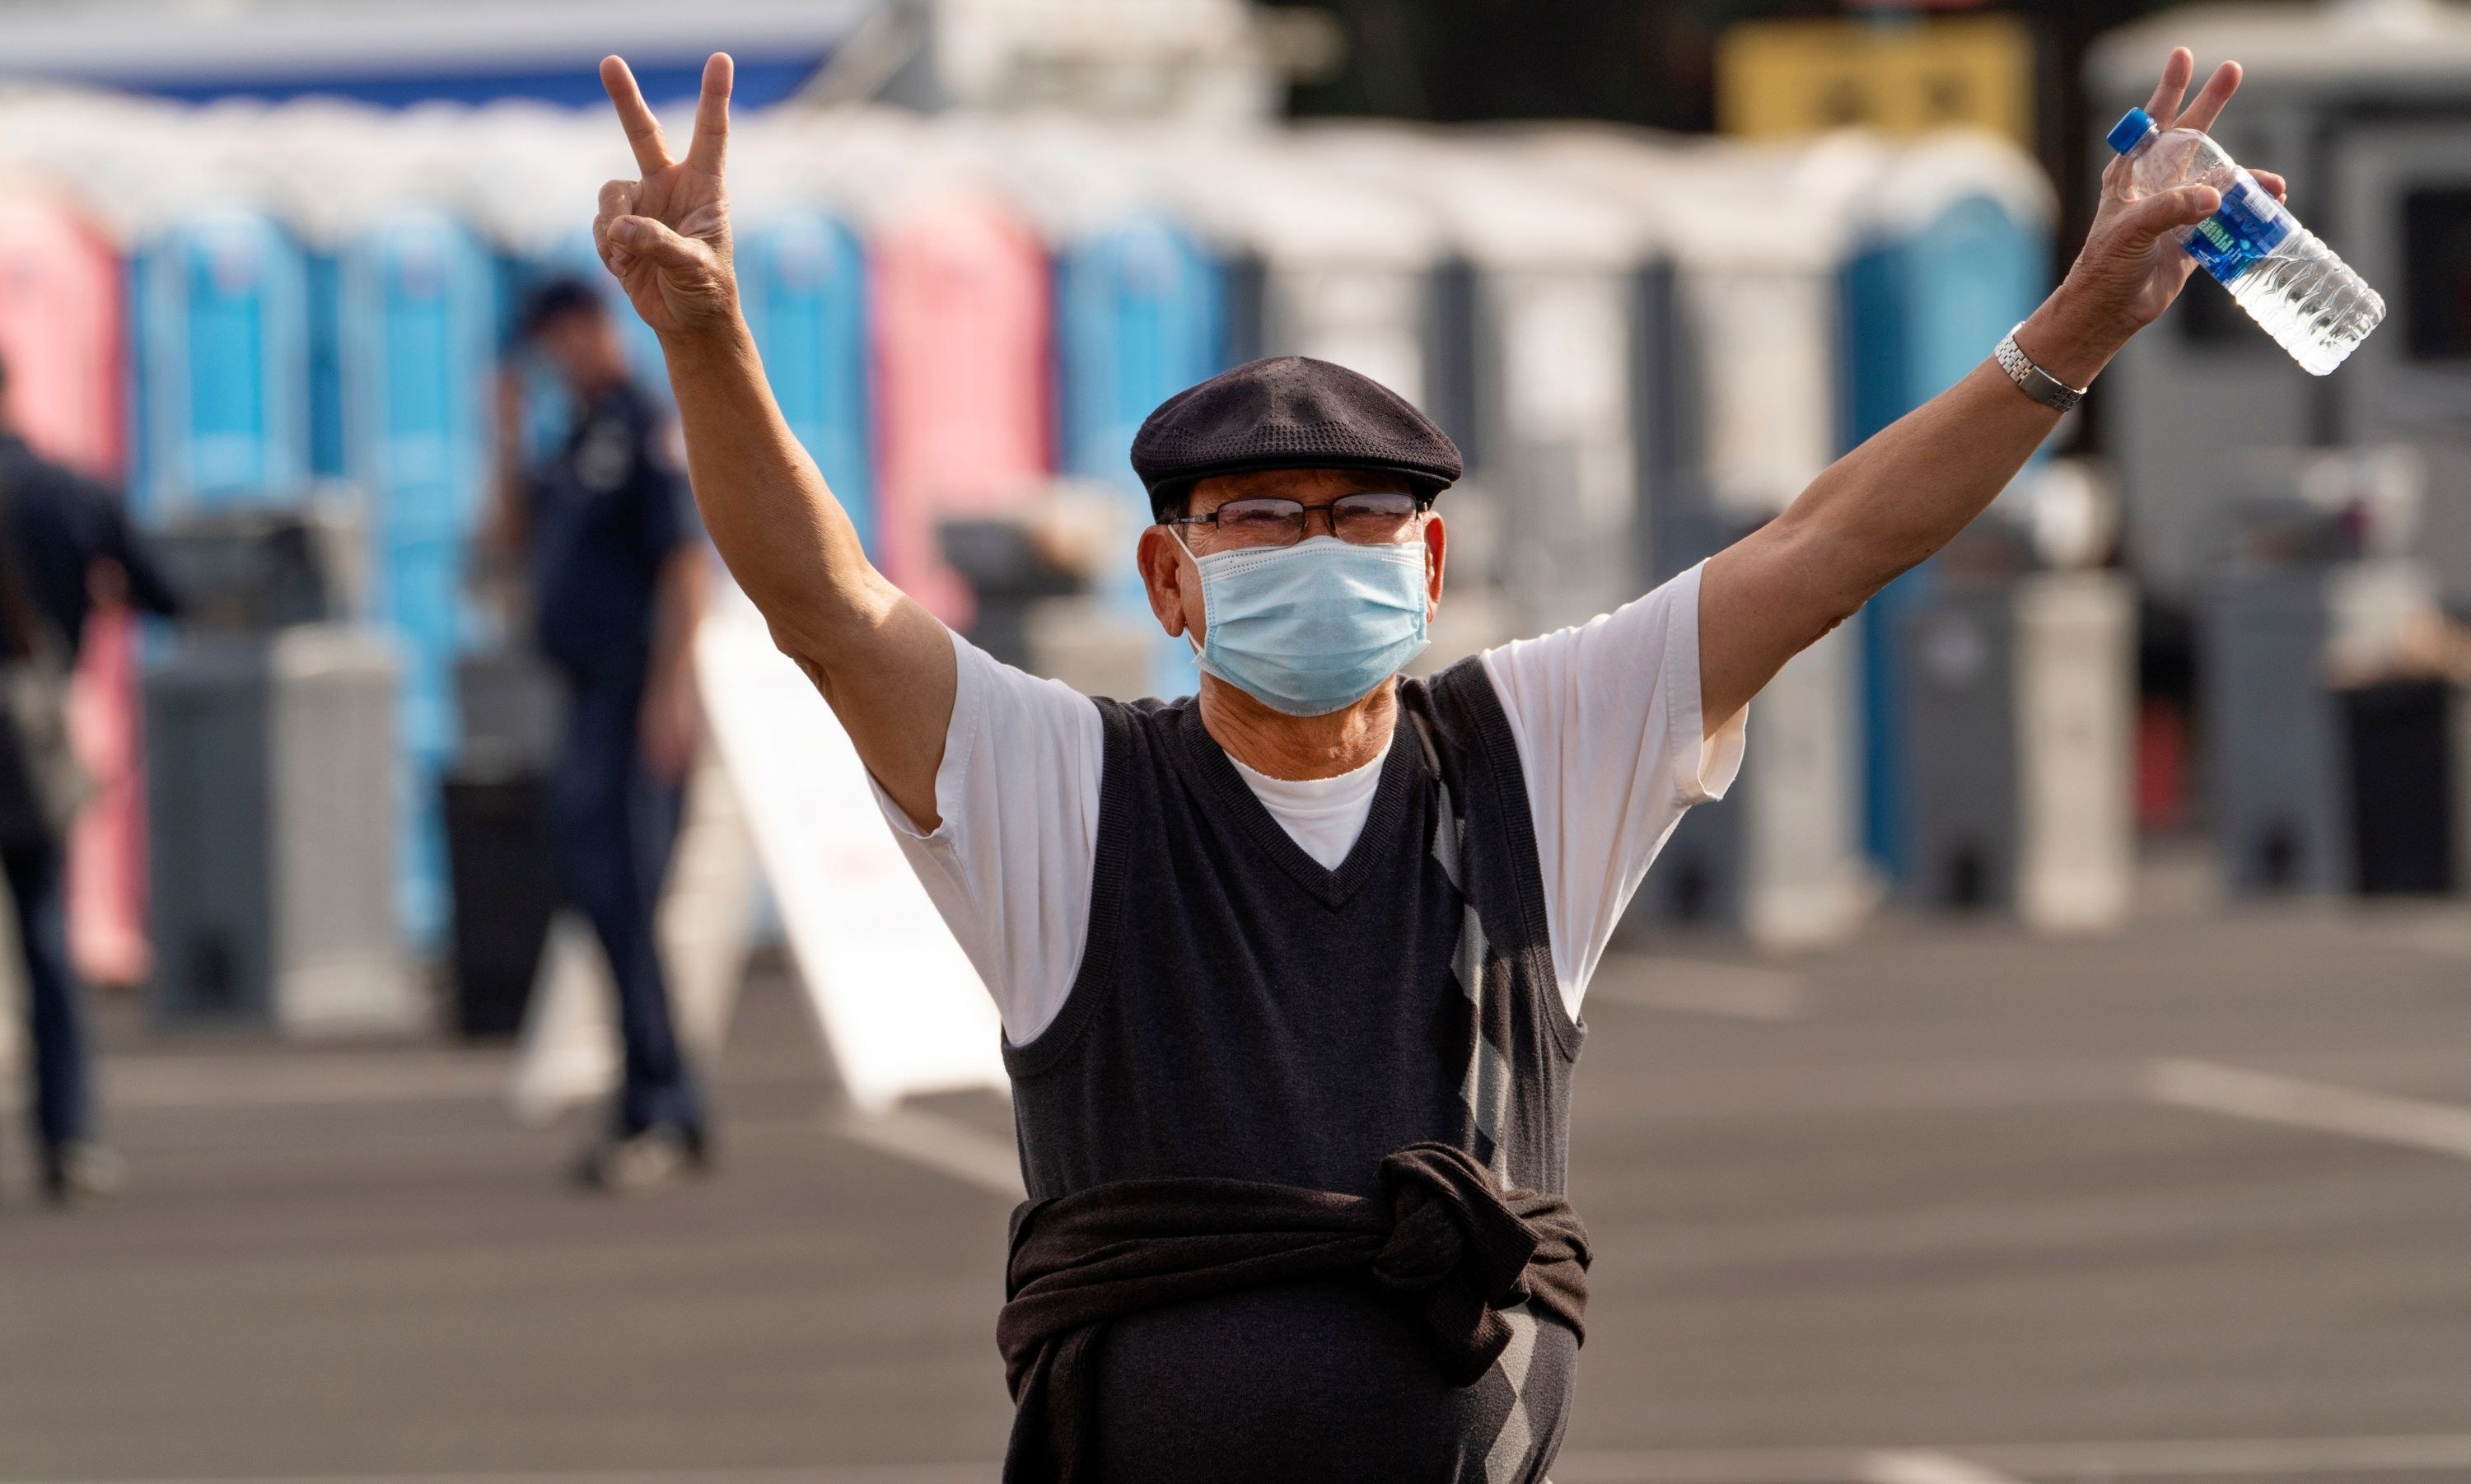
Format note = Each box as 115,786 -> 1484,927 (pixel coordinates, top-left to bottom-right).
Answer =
2182,173 -> 2296,282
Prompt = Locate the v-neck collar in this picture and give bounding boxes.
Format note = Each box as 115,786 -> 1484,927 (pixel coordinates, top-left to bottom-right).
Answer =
1172,702 -> 1423,910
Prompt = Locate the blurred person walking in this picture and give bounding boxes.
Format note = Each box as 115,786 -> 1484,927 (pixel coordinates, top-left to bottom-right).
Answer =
493,280 -> 709,1193
0,349 -> 179,1206
590,46 -> 2274,1481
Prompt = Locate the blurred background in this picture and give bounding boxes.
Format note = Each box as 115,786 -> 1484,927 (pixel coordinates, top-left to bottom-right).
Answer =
7,0 -> 2471,1479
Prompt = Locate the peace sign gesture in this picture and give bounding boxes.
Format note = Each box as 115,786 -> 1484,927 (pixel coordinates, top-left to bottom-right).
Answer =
595,53 -> 739,338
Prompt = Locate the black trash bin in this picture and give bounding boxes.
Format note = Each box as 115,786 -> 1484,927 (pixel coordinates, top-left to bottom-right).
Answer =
2342,679 -> 2455,896
441,768 -> 561,1039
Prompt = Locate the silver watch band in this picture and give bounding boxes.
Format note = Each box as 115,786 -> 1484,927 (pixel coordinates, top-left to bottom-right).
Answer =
1993,324 -> 2086,413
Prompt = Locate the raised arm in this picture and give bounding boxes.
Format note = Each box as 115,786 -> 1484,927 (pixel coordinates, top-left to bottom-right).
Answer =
591,54 -> 955,825
1698,48 -> 2278,732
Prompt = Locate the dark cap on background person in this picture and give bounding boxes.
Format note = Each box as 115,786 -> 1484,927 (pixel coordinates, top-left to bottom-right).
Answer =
1130,356 -> 1462,520
517,276 -> 610,341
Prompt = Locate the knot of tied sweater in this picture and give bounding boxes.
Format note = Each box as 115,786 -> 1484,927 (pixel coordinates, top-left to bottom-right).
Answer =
995,1141 -> 1592,1484
1367,1142 -> 1567,1384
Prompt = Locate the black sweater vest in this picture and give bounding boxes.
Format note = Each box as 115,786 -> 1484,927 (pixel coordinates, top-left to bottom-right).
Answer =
1003,658 -> 1583,1483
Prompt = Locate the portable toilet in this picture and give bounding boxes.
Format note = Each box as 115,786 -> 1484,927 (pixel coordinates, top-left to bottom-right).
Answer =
870,189 -> 1054,628
340,207 -> 499,950
1841,132 -> 2058,885
1300,124 -> 1661,642
0,192 -> 151,988
1523,128 -> 1878,949
131,207 -> 313,518
2308,20 -> 2471,607
1056,213 -> 1226,696
1838,134 -> 2130,929
736,208 -> 876,556
2089,1 -> 2471,605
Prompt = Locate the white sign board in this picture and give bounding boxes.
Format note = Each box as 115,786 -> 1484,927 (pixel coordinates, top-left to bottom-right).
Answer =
696,592 -> 1008,1113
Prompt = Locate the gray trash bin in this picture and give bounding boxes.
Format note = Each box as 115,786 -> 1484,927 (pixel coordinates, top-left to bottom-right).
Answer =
146,625 -> 414,1034
1899,571 -> 2136,925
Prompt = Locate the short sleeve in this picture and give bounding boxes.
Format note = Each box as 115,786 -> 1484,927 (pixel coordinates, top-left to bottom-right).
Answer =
1478,562 -> 1748,1017
866,628 -> 1106,1045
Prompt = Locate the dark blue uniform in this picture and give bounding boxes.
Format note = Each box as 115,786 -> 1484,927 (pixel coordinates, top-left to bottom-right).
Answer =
525,384 -> 703,1136
0,432 -> 180,1164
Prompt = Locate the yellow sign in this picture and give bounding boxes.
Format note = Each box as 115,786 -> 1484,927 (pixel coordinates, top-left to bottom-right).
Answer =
1718,15 -> 2037,149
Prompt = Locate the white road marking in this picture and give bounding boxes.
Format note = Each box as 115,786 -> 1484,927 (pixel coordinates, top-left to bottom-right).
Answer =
2145,1057 -> 2471,1162
1553,1431 -> 2471,1481
833,1104 -> 1025,1199
1594,962 -> 1810,1021
1855,1452 -> 2025,1484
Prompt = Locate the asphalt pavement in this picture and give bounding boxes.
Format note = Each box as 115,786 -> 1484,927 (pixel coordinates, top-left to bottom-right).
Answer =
7,863 -> 2471,1484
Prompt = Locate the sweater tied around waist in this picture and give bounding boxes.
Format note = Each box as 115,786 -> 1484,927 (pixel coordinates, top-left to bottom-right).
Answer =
997,1141 -> 1592,1484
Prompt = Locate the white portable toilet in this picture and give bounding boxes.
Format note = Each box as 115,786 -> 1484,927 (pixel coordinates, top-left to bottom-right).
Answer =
1528,128 -> 1879,950
1294,124 -> 1661,642
2090,0 -> 2471,604
1161,139 -> 1491,660
1170,135 -> 1449,408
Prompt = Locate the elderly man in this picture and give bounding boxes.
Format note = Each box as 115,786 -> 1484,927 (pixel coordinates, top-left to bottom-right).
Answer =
591,47 -> 2275,1483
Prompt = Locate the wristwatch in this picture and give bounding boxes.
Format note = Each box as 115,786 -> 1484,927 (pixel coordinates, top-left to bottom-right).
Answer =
1993,323 -> 2088,413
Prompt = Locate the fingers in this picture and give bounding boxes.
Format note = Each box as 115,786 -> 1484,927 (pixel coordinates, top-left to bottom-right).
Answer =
593,179 -> 642,273
2175,59 -> 2244,133
600,55 -> 674,175
2143,46 -> 2194,124
610,213 -> 715,275
2126,183 -> 2221,242
2252,169 -> 2287,203
686,53 -> 733,175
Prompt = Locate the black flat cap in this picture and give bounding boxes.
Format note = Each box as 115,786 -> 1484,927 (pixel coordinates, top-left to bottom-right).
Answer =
1131,356 -> 1462,518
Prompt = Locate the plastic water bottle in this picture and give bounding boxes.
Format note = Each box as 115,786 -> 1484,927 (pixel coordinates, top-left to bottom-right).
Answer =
2107,107 -> 2385,376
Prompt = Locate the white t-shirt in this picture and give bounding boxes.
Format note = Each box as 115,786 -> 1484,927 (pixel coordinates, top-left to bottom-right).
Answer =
873,561 -> 1747,1044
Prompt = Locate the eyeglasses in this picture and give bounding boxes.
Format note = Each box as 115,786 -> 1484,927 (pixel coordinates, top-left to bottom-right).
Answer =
1165,492 -> 1427,550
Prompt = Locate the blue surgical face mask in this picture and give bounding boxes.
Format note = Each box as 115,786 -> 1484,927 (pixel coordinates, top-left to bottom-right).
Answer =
1185,534 -> 1432,716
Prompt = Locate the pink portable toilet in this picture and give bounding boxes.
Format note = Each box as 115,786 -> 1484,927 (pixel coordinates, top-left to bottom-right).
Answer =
0,194 -> 147,988
870,193 -> 1053,628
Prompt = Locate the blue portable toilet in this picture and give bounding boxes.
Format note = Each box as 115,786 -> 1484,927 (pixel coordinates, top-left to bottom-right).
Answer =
737,209 -> 875,556
131,208 -> 313,520
340,207 -> 500,949
1057,216 -> 1225,697
1840,133 -> 2054,880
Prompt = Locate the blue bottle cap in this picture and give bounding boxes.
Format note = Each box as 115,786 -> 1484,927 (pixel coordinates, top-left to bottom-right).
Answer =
2107,107 -> 2158,155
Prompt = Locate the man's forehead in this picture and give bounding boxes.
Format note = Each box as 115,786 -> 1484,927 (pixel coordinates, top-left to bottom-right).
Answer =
1189,468 -> 1395,506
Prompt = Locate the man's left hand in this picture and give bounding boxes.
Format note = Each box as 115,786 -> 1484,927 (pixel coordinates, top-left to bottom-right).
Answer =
2029,46 -> 2286,385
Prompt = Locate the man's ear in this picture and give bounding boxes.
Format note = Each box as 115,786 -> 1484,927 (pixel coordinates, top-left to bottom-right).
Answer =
1422,513 -> 1447,620
1137,525 -> 1190,638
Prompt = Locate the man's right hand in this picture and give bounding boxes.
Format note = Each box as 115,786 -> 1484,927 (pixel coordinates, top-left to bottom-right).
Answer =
595,54 -> 739,339
587,50 -> 958,833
